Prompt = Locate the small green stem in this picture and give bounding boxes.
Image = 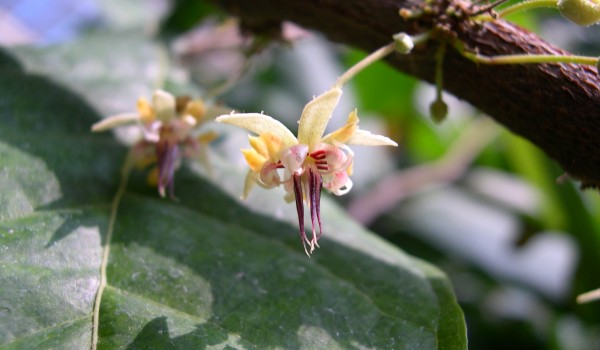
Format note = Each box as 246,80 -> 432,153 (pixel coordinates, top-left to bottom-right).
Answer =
434,44 -> 446,101
411,32 -> 432,46
474,0 -> 557,21
335,43 -> 396,88
497,0 -> 557,17
577,287 -> 600,304
334,32 -> 431,88
463,51 -> 598,66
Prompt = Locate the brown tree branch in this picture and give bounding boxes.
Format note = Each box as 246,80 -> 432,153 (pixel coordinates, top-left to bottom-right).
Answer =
212,0 -> 600,187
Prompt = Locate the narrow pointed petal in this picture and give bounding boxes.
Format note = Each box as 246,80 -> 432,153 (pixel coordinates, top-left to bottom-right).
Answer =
91,113 -> 140,132
346,130 -> 398,146
297,87 -> 342,148
248,135 -> 269,158
249,133 -> 285,162
309,169 -> 323,241
216,113 -> 297,146
292,174 -> 309,251
263,133 -> 285,162
156,139 -> 179,198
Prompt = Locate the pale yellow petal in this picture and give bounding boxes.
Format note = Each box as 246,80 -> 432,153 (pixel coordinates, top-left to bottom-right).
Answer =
321,109 -> 359,144
297,87 -> 342,148
137,97 -> 155,122
91,113 -> 140,132
216,113 -> 297,146
152,89 -> 176,121
346,130 -> 398,146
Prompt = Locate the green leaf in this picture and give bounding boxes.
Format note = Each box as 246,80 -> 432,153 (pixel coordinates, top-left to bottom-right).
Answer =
0,51 -> 121,349
1,34 -> 466,349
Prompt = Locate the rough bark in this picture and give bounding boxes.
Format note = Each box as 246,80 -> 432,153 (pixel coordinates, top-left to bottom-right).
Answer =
212,0 -> 600,187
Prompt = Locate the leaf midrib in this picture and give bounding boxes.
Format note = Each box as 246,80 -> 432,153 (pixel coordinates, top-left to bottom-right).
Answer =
0,314 -> 91,347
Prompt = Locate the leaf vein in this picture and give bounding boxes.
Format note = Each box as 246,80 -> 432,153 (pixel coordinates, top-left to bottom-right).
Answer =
0,314 -> 90,347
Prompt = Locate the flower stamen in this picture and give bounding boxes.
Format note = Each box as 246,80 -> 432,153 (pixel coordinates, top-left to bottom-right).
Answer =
308,169 -> 323,248
292,174 -> 310,255
156,135 -> 180,198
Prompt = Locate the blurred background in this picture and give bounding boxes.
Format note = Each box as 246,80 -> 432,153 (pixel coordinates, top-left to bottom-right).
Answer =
2,0 -> 600,348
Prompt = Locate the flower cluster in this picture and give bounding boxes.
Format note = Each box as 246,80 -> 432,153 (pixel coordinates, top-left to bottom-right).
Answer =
92,90 -> 216,198
216,87 -> 397,255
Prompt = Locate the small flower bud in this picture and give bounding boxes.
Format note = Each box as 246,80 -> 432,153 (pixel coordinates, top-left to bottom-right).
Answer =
393,33 -> 414,54
185,100 -> 207,122
557,0 -> 600,26
153,89 -> 176,121
430,99 -> 448,124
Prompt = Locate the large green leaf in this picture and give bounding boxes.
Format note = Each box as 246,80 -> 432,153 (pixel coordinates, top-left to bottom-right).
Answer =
0,35 -> 466,349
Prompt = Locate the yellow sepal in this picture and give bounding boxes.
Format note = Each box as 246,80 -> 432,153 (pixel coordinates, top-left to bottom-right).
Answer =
322,109 -> 359,144
241,148 -> 267,172
242,170 -> 256,200
249,135 -> 268,158
137,97 -> 155,123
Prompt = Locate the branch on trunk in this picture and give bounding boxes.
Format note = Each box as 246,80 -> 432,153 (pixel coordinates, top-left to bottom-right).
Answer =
212,0 -> 600,188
